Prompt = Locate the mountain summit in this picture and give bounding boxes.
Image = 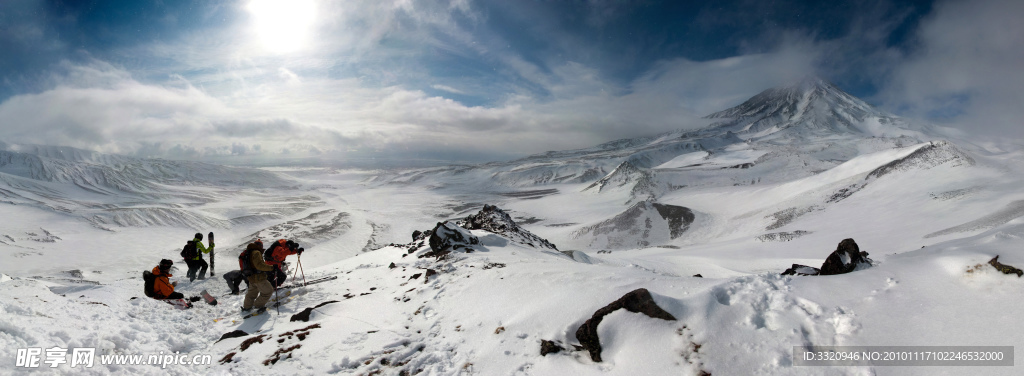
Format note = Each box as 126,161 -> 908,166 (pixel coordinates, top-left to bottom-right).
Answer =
704,77 -> 918,141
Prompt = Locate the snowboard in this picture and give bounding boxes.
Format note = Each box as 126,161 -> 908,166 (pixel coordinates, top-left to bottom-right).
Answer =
208,232 -> 215,273
200,289 -> 218,306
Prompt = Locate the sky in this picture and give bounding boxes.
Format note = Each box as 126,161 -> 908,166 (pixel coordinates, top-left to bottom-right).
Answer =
0,0 -> 1021,164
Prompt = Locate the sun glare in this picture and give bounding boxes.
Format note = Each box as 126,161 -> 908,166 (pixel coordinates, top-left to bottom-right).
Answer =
247,0 -> 318,54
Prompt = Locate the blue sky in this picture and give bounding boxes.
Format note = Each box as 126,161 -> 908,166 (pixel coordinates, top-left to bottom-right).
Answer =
0,0 -> 1021,162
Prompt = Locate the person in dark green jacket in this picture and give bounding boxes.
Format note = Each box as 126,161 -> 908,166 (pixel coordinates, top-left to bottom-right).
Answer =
185,232 -> 214,282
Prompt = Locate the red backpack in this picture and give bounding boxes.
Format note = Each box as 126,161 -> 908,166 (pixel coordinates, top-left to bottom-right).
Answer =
238,240 -> 263,276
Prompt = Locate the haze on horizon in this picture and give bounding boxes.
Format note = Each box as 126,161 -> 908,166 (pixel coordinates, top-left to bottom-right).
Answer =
0,0 -> 1021,165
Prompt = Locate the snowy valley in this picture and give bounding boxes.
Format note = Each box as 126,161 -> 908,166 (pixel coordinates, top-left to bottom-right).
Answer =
3,79 -> 1024,375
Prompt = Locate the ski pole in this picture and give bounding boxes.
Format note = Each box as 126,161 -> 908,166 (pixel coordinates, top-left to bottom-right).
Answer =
298,256 -> 307,287
273,271 -> 280,315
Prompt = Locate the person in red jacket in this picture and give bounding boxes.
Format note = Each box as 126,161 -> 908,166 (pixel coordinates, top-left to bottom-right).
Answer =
152,259 -> 185,300
263,239 -> 304,287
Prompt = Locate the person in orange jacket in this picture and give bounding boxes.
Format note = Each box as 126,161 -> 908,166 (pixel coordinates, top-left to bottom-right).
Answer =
152,259 -> 185,300
263,239 -> 304,287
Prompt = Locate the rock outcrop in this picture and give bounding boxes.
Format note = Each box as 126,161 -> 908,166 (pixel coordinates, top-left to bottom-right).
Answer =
458,204 -> 558,250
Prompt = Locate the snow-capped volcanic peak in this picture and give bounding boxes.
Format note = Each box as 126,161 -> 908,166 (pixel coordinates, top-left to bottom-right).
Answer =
704,77 -> 895,139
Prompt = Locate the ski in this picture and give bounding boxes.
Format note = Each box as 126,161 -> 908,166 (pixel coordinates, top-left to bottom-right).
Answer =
200,289 -> 218,306
208,232 -> 215,274
269,289 -> 293,303
241,309 -> 266,319
277,275 -> 338,290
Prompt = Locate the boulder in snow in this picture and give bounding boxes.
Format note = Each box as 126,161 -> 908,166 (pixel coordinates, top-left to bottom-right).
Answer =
540,340 -> 564,356
428,221 -> 479,254
575,288 -> 677,362
819,238 -> 871,275
988,256 -> 1023,277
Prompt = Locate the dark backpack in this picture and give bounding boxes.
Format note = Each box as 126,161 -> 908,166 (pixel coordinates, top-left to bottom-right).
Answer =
180,240 -> 198,260
238,248 -> 255,276
143,270 -> 156,298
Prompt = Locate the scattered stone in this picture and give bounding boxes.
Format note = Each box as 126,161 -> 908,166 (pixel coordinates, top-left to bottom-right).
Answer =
412,230 -> 423,242
575,288 -> 677,362
989,256 -> 1023,277
389,262 -> 397,269
264,344 -> 301,366
540,340 -> 564,356
240,334 -> 267,351
425,269 -> 437,283
219,352 -> 236,364
494,327 -> 505,334
692,274 -> 703,278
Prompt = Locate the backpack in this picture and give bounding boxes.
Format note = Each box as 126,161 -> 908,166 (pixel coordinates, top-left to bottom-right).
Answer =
264,239 -> 287,263
180,240 -> 198,260
238,248 -> 256,277
143,270 -> 156,298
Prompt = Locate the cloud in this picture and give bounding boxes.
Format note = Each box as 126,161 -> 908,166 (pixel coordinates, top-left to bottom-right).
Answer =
431,84 -> 465,94
877,0 -> 1024,138
14,0 -> 1020,164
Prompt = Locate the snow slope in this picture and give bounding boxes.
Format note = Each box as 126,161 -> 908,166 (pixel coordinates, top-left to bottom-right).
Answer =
3,78 -> 1024,375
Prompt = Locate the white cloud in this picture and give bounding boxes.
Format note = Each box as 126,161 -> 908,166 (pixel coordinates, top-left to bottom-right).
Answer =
431,84 -> 465,94
878,0 -> 1024,138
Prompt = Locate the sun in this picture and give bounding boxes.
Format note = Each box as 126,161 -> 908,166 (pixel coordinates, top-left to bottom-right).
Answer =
247,0 -> 318,54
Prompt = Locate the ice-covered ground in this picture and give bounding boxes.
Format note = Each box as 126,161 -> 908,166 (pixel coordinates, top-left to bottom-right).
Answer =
4,77 -> 1024,376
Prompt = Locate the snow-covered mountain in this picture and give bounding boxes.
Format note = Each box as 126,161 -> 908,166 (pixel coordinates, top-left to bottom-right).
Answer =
4,78 -> 1024,375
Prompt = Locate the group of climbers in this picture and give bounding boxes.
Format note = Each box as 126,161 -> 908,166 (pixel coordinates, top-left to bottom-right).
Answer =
145,232 -> 304,315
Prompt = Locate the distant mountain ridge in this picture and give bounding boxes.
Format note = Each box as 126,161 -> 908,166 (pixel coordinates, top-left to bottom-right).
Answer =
702,77 -> 931,141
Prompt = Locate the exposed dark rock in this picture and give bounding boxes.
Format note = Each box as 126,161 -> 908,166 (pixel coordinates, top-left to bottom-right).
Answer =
412,230 -> 423,242
819,238 -> 871,275
784,238 -> 871,276
459,205 -> 558,250
315,300 -> 339,308
290,301 -> 340,322
573,201 -> 694,249
989,256 -> 1023,277
427,221 -> 479,255
219,352 -> 236,364
692,274 -> 703,278
575,288 -> 677,362
216,330 -> 249,343
389,262 -> 397,269
291,308 -> 315,322
425,269 -> 437,282
756,230 -> 812,242
540,340 -> 564,356
781,264 -> 821,276
652,203 -> 696,239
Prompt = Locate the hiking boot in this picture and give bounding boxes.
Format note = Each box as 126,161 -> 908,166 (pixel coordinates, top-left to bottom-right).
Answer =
241,307 -> 252,314
256,307 -> 267,314
197,276 -> 206,280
